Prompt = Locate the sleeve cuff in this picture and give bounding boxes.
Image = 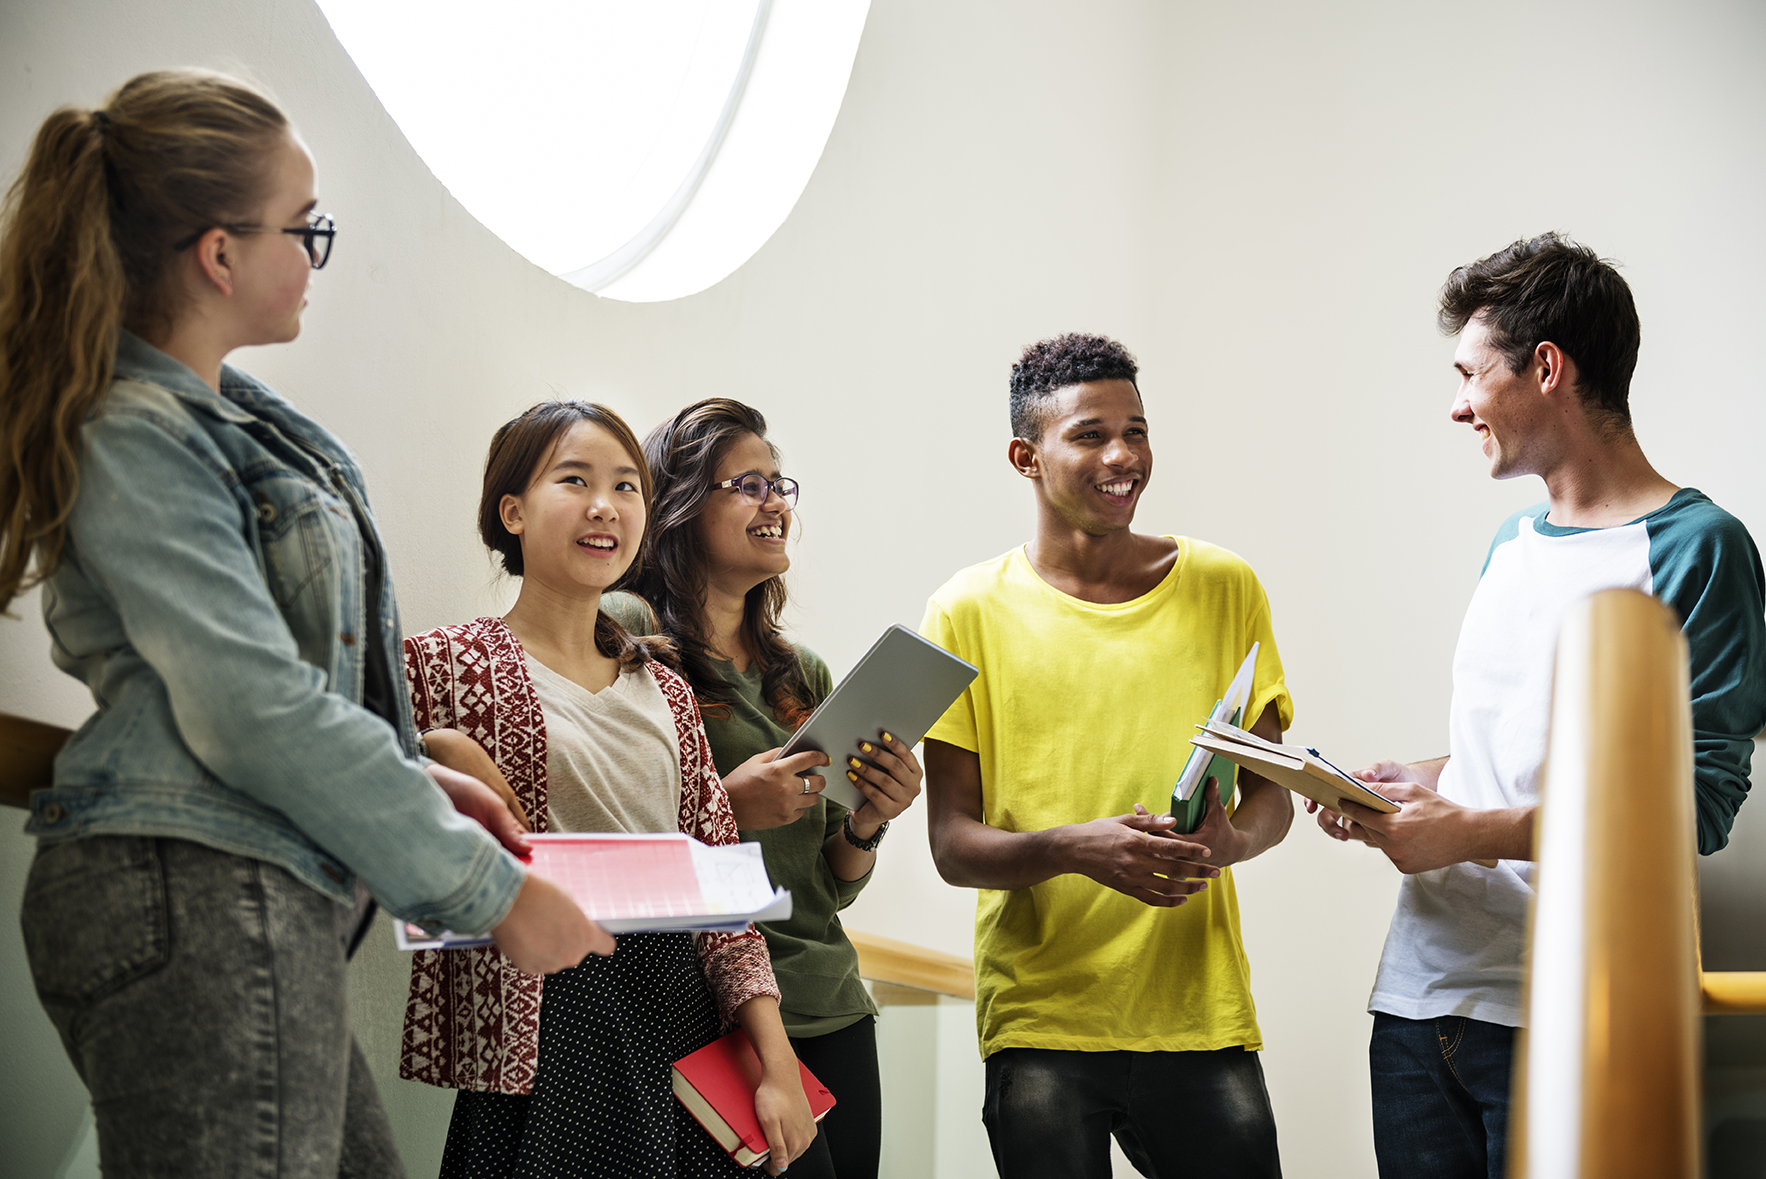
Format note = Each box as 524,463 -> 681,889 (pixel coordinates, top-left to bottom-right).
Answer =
833,864 -> 874,909
397,837 -> 526,935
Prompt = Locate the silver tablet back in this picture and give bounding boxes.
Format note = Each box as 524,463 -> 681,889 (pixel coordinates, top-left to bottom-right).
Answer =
776,625 -> 978,810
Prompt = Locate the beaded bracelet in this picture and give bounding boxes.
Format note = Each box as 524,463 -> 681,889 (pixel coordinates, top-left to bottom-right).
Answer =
842,812 -> 889,852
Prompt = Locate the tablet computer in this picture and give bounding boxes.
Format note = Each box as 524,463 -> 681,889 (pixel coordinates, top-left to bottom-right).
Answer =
774,625 -> 978,810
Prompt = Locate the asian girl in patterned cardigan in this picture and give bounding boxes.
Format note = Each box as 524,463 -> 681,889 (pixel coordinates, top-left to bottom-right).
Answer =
403,401 -> 818,1178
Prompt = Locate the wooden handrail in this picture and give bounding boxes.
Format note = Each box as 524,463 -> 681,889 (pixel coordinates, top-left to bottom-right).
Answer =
847,929 -> 975,1002
0,712 -> 71,810
1511,589 -> 1702,1178
1702,971 -> 1766,1015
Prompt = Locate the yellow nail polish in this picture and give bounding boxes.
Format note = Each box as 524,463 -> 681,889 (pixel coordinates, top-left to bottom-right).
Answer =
881,732 -> 894,744
847,771 -> 858,782
848,756 -> 862,768
860,742 -> 873,754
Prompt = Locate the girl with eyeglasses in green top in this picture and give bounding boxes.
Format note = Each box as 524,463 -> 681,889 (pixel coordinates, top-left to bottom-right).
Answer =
604,397 -> 925,1179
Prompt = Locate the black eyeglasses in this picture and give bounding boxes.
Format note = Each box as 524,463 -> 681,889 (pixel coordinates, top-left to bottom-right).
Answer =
173,213 -> 336,269
709,473 -> 800,508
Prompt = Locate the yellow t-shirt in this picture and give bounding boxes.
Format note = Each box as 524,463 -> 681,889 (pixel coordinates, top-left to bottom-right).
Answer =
920,538 -> 1293,1059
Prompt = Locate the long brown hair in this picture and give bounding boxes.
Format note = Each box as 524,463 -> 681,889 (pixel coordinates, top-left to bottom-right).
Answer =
627,398 -> 814,726
479,400 -> 673,671
0,69 -> 289,611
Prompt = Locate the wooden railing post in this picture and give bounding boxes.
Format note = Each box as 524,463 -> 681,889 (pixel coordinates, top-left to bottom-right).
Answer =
1511,588 -> 1701,1178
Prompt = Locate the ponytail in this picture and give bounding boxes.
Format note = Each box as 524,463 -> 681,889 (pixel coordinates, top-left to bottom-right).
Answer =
0,108 -> 119,611
0,70 -> 288,610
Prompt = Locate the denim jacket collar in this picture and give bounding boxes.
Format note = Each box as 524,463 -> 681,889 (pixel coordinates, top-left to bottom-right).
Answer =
113,329 -> 256,425
113,331 -> 362,493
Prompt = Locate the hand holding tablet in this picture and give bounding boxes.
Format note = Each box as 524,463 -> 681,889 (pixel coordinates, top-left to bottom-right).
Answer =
773,626 -> 978,811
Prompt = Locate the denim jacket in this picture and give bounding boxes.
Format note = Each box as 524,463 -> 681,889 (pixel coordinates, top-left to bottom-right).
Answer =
25,331 -> 524,934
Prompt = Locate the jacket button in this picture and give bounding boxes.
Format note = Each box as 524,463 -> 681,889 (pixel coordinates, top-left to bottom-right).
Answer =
338,632 -> 356,646
322,864 -> 345,883
41,803 -> 66,824
256,499 -> 276,523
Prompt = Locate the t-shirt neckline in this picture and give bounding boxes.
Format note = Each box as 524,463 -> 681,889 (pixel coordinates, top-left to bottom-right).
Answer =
1532,487 -> 1700,538
1013,536 -> 1185,611
707,653 -> 765,683
525,652 -> 634,710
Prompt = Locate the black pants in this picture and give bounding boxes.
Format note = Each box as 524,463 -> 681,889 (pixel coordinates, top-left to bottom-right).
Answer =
783,1016 -> 881,1179
982,1046 -> 1282,1179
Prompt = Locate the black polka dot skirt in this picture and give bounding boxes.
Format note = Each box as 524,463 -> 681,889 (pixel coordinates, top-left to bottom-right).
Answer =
440,931 -> 748,1179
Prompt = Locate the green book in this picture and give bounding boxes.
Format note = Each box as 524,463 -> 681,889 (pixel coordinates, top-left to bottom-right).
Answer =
1170,704 -> 1241,834
1167,644 -> 1260,836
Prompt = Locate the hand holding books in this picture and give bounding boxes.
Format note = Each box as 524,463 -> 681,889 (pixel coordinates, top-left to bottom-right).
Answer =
1312,760 -> 1503,872
673,1030 -> 836,1170
1169,644 -> 1261,834
396,834 -> 794,953
1196,729 -> 1500,871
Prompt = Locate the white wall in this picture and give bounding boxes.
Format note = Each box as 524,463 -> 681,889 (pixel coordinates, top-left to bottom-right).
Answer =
2,0 -> 1763,1176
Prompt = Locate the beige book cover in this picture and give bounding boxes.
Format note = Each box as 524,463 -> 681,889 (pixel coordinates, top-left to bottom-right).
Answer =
1191,722 -> 1498,868
1188,721 -> 1400,815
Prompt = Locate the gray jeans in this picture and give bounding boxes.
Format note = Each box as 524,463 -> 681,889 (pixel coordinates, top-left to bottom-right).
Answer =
21,836 -> 406,1179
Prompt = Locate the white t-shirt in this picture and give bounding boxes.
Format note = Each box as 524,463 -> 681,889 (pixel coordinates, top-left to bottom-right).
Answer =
1370,489 -> 1765,1027
526,656 -> 681,834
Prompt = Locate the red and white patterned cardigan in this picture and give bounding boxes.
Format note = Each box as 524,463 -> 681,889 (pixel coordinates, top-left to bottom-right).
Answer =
398,615 -> 780,1095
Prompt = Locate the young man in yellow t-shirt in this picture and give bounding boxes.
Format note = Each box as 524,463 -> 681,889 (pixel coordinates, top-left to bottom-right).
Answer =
920,333 -> 1293,1179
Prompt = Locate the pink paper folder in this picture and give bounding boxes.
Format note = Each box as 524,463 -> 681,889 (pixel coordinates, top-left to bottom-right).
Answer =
395,832 -> 792,951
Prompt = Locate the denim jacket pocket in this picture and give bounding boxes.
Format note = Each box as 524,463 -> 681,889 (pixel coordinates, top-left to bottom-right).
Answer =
22,836 -> 170,1005
250,471 -> 356,676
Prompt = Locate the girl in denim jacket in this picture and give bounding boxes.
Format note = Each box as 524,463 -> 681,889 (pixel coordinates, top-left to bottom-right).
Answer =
0,70 -> 606,1178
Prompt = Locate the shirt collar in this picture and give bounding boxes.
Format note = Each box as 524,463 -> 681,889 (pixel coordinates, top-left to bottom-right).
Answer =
113,328 -> 256,424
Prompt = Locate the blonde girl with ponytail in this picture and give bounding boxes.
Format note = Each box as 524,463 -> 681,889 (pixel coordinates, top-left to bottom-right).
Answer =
0,70 -> 609,1177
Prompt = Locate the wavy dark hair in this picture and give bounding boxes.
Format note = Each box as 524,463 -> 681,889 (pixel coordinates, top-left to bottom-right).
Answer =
1438,232 -> 1640,429
626,398 -> 813,725
479,400 -> 673,671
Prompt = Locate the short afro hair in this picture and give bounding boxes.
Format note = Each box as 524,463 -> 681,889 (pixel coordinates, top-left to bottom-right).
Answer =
1009,333 -> 1140,441
1439,233 -> 1640,427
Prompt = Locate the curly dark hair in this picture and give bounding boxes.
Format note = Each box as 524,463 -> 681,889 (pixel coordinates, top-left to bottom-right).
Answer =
1439,233 -> 1640,428
624,398 -> 815,727
1009,333 -> 1140,441
477,400 -> 673,672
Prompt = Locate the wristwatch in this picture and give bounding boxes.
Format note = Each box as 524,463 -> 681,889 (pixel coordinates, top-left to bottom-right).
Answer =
842,812 -> 889,852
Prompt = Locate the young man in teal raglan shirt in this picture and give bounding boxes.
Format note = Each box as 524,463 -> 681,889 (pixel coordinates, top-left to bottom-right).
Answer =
1313,233 -> 1766,1179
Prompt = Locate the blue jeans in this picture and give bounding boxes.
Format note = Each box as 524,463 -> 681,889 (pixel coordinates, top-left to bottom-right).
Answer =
20,836 -> 404,1179
1369,1013 -> 1516,1179
982,1046 -> 1282,1179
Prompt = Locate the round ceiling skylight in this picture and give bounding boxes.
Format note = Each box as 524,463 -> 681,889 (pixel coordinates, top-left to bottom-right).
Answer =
316,0 -> 869,302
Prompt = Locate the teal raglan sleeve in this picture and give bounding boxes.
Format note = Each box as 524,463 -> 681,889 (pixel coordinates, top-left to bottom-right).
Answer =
1481,505 -> 1539,576
1649,499 -> 1766,854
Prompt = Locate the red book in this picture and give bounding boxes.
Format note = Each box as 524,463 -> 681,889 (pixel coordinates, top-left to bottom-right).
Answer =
672,1030 -> 836,1167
